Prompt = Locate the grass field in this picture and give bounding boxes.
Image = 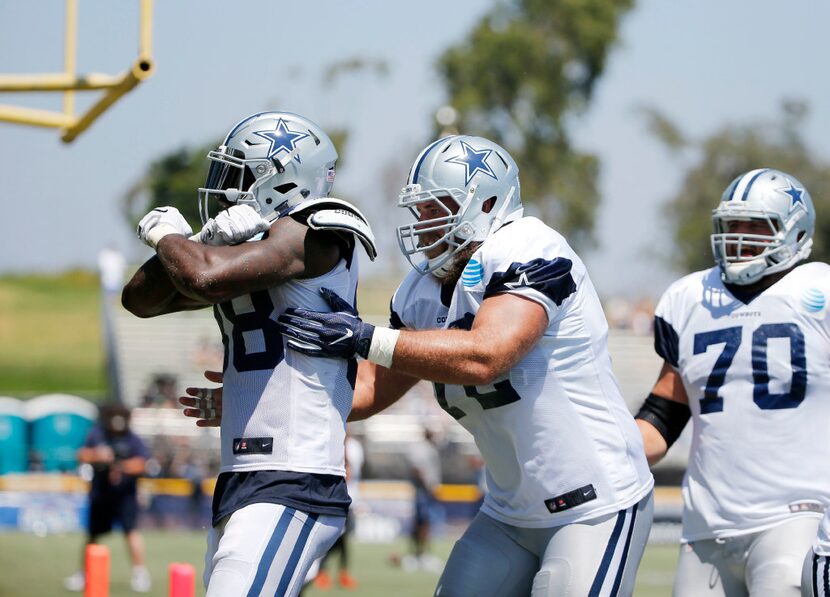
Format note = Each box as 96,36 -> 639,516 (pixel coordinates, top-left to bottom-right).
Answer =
0,271 -> 104,397
0,531 -> 678,596
0,271 -> 400,399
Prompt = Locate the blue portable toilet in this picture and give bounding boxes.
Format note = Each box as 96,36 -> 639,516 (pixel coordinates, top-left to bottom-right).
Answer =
24,394 -> 97,472
0,397 -> 27,474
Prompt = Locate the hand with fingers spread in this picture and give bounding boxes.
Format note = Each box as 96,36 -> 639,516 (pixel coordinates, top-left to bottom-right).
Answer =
179,370 -> 224,427
277,288 -> 377,360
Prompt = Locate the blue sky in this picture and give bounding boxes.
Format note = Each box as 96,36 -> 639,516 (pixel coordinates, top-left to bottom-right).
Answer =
1,0 -> 828,298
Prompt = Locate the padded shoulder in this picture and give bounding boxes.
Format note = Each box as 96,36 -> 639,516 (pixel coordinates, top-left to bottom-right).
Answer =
289,198 -> 377,261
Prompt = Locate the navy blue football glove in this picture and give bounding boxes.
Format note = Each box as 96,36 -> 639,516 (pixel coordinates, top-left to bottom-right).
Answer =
277,287 -> 375,359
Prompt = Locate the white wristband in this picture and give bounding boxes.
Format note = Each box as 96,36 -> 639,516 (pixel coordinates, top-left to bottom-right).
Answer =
147,224 -> 183,249
367,327 -> 400,368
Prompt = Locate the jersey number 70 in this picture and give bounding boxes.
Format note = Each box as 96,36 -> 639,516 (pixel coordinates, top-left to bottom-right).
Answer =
694,323 -> 806,413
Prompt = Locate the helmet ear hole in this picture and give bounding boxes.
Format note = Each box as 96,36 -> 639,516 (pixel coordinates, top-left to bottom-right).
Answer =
482,196 -> 497,214
274,183 -> 298,194
242,166 -> 257,191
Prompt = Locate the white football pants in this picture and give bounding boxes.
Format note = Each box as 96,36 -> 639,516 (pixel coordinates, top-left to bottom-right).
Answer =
434,491 -> 654,597
674,515 -> 820,597
204,502 -> 344,597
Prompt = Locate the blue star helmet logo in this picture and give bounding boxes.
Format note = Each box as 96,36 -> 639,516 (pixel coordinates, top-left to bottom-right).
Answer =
445,140 -> 498,186
782,182 -> 804,211
254,118 -> 310,163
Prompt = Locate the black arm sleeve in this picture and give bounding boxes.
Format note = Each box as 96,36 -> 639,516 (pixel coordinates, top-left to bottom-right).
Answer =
635,393 -> 691,448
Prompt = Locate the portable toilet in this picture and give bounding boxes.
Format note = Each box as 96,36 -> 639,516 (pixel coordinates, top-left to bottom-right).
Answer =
0,397 -> 27,473
24,394 -> 97,472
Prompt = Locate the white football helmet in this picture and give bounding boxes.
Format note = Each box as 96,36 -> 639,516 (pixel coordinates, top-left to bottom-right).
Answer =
397,135 -> 522,277
711,168 -> 815,285
198,111 -> 337,224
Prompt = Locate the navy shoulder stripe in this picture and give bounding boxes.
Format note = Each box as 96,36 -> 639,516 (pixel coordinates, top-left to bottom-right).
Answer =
654,316 -> 679,367
484,257 -> 576,306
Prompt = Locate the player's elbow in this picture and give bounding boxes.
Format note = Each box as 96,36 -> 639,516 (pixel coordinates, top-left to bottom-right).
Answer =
462,357 -> 505,386
121,284 -> 156,318
170,267 -> 225,304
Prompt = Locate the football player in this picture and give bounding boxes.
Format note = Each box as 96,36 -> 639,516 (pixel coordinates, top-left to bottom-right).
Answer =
121,111 -> 377,597
802,508 -> 830,596
272,135 -> 655,596
635,169 -> 830,596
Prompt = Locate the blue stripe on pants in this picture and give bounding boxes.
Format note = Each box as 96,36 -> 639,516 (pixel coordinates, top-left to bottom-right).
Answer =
609,503 -> 638,596
588,508 -> 627,596
247,507 -> 295,597
275,513 -> 319,596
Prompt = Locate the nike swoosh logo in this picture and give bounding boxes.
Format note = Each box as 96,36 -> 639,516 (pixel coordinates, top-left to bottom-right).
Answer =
329,328 -> 354,345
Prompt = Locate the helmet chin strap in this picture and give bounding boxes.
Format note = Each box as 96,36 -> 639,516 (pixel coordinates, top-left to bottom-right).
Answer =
722,258 -> 767,286
428,251 -> 455,279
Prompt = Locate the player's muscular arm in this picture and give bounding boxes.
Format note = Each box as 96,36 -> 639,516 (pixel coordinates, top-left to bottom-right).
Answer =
122,255 -> 211,317
154,216 -> 340,304
393,293 -> 548,385
349,360 -> 421,421
636,361 -> 690,466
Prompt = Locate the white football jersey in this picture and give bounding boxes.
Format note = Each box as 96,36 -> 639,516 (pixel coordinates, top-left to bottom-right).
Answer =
654,262 -> 830,542
215,257 -> 358,476
392,217 -> 653,528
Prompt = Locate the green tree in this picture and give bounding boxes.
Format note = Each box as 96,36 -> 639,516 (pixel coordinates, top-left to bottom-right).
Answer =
644,101 -> 830,273
436,0 -> 635,249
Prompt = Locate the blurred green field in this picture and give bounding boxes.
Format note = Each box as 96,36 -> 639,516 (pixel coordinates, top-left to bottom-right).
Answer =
0,272 -> 105,397
0,531 -> 678,596
0,271 -> 399,398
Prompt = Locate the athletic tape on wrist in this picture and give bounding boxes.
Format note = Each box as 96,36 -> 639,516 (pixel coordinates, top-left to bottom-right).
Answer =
367,327 -> 400,368
147,223 -> 183,249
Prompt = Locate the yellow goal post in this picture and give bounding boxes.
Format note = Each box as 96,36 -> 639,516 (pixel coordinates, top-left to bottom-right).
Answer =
0,0 -> 154,143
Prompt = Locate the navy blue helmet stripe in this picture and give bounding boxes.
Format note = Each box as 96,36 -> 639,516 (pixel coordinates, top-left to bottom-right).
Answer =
740,168 -> 770,201
411,136 -> 453,184
247,506 -> 295,596
275,512 -> 319,595
609,503 -> 639,596
588,507 -> 627,596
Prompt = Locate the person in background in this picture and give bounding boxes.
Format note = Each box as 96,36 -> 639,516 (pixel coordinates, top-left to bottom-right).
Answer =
64,404 -> 151,593
636,169 -> 830,596
400,427 -> 442,573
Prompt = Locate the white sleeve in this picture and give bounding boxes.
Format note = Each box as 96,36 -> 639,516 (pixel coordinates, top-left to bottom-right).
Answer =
478,221 -> 578,322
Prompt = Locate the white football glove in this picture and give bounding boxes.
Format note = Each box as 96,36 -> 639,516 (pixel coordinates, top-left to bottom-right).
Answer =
198,204 -> 271,246
137,207 -> 193,249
